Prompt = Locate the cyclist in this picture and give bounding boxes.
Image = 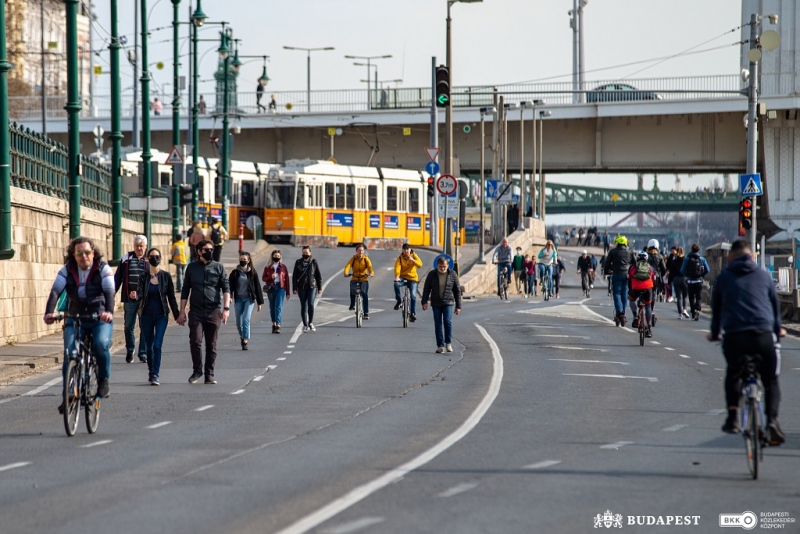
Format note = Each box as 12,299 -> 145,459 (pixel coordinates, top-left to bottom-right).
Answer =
344,244 -> 375,320
576,249 -> 594,296
646,239 -> 668,305
604,235 -> 635,326
393,243 -> 423,322
44,237 -> 115,412
628,251 -> 655,337
708,239 -> 785,445
491,237 -> 513,297
536,240 -> 557,295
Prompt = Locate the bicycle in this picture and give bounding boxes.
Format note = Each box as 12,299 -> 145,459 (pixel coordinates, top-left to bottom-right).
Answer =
350,278 -> 364,328
580,271 -> 592,298
633,295 -> 655,346
740,354 -> 767,480
397,280 -> 412,328
540,266 -> 552,302
57,313 -> 101,437
498,267 -> 509,300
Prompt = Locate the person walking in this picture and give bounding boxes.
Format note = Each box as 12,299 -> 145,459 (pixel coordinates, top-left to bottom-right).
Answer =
262,249 -> 290,333
292,246 -> 322,332
553,256 -> 566,298
256,82 -> 266,113
176,239 -> 231,384
229,251 -> 263,350
198,95 -> 207,114
188,220 -> 205,262
133,247 -> 179,386
115,234 -> 148,363
602,231 -> 610,254
208,217 -> 228,263
680,243 -> 710,321
523,254 -> 537,297
512,246 -> 525,294
151,97 -> 163,116
421,256 -> 462,354
668,246 -> 689,319
171,233 -> 189,291
344,244 -> 375,319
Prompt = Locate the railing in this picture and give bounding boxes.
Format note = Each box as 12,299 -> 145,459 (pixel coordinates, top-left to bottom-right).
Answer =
8,123 -> 170,223
7,74 -> 748,121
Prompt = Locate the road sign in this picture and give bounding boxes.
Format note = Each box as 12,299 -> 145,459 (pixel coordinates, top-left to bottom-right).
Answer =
425,161 -> 440,176
425,147 -> 440,162
436,195 -> 459,218
740,173 -> 763,197
485,179 -> 499,199
436,174 -> 457,196
432,253 -> 454,270
92,124 -> 104,138
165,145 -> 184,165
128,197 -> 169,211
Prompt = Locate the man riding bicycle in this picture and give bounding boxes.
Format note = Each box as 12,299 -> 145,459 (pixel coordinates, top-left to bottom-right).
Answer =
536,240 -> 557,294
43,237 -> 115,413
393,243 -> 423,322
708,239 -> 785,445
576,249 -> 594,296
628,251 -> 656,338
604,235 -> 636,326
491,237 -> 513,297
344,244 -> 374,320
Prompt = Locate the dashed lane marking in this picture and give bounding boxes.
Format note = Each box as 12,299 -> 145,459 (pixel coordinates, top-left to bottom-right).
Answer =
0,462 -> 31,472
146,421 -> 171,429
268,365 -> 277,370
524,460 -> 562,469
81,440 -> 113,448
277,358 -> 286,361
545,346 -> 607,352
321,517 -> 385,534
549,359 -> 629,365
195,405 -> 214,412
706,409 -> 725,416
231,390 -> 245,395
697,362 -> 708,366
679,354 -> 690,359
564,373 -> 658,382
287,345 -> 295,348
0,377 -> 62,405
534,334 -> 590,339
663,424 -> 687,432
253,376 -> 264,382
283,351 -> 292,354
664,347 -> 675,351
600,441 -> 634,450
437,482 -> 479,498
650,341 -> 661,345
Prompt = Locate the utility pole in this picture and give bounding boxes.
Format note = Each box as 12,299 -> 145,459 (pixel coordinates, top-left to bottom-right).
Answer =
430,57 -> 439,248
132,0 -> 140,148
87,1 -> 95,117
40,0 -> 47,136
0,0 -> 15,258
745,13 -> 759,255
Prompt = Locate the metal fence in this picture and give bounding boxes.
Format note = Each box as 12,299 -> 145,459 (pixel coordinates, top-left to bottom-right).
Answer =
7,74 -> 748,121
9,122 -> 170,223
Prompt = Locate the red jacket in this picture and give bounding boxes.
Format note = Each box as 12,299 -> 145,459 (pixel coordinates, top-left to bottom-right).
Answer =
262,263 -> 290,294
628,263 -> 656,291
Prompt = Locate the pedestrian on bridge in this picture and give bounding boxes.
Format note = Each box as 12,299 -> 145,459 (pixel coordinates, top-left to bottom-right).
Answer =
115,235 -> 148,364
680,244 -> 710,321
421,256 -> 461,354
230,251 -> 263,350
263,249 -> 290,334
292,246 -> 322,333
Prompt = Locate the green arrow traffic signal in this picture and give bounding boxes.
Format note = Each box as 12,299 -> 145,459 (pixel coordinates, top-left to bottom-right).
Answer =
435,65 -> 450,108
437,94 -> 449,106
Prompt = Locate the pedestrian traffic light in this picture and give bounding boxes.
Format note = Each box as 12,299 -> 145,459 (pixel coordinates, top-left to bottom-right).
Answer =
435,65 -> 450,108
179,184 -> 194,206
739,197 -> 753,235
427,176 -> 435,197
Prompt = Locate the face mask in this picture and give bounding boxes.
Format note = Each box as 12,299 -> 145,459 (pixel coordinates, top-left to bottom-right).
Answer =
302,254 -> 310,260
239,260 -> 248,268
149,257 -> 161,267
272,256 -> 280,262
202,250 -> 213,261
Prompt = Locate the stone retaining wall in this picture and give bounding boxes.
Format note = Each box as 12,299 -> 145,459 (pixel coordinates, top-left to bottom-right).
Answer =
291,235 -> 338,248
363,237 -> 407,250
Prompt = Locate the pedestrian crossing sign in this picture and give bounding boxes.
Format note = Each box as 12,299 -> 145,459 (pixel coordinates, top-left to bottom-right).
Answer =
165,145 -> 184,165
739,173 -> 762,197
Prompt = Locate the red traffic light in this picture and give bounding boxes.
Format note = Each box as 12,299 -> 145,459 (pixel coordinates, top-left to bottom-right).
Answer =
741,198 -> 752,209
427,176 -> 434,185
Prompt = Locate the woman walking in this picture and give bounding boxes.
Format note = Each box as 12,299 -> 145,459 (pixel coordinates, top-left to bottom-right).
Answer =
134,247 -> 179,385
262,249 -> 290,334
668,246 -> 690,319
230,251 -> 263,349
523,254 -> 537,297
421,256 -> 462,354
292,246 -> 322,332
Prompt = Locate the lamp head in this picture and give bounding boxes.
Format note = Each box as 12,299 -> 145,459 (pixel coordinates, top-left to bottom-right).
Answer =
768,14 -> 779,25
741,68 -> 750,82
479,106 -> 496,115
191,0 -> 207,27
539,110 -> 552,118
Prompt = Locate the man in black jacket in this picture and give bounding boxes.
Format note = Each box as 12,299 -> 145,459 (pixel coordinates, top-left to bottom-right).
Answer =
421,256 -> 462,354
115,235 -> 148,363
292,246 -> 323,332
604,235 -> 636,326
708,239 -> 785,445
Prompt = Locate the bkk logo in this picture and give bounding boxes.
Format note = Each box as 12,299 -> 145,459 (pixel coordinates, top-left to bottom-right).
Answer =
594,510 -> 701,528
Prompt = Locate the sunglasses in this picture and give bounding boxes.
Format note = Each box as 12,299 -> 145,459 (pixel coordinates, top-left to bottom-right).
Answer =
74,250 -> 93,257
201,248 -> 213,252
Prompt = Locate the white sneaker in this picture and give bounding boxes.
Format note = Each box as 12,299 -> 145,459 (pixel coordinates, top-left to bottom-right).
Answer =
590,283 -> 594,289
446,344 -> 453,352
677,314 -> 683,320
303,326 -> 309,332
682,309 -> 690,318
668,297 -> 675,303
309,323 -> 316,331
436,346 -> 445,354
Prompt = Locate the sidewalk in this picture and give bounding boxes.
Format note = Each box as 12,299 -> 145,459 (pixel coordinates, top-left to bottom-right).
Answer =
0,237 -> 271,386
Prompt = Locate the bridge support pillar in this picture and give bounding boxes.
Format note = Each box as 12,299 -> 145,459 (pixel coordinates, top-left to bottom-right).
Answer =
762,118 -> 800,233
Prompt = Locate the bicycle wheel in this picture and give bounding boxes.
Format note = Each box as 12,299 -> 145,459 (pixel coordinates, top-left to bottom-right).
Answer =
355,294 -> 363,328
402,291 -> 409,328
63,359 -> 81,437
85,359 -> 100,434
745,398 -> 759,480
639,320 -> 645,346
502,282 -> 508,300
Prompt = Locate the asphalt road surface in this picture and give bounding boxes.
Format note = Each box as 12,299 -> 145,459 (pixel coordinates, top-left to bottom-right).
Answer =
0,247 -> 797,534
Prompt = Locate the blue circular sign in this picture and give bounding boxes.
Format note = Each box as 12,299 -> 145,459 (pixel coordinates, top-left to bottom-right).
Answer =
433,253 -> 454,270
425,161 -> 440,176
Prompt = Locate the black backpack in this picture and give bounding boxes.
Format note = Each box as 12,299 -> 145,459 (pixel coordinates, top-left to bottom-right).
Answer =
685,255 -> 704,278
210,224 -> 222,245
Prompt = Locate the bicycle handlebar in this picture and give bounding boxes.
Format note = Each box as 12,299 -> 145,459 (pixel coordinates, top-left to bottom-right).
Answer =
54,313 -> 99,322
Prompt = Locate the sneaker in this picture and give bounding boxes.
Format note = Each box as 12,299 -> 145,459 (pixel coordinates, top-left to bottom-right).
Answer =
682,309 -> 691,318
767,421 -> 786,446
188,372 -> 203,384
57,402 -> 66,415
125,352 -> 134,364
436,346 -> 445,354
651,315 -> 657,327
394,300 -> 402,310
363,314 -> 369,320
619,315 -> 627,327
150,377 -> 160,386
272,325 -> 277,333
692,312 -> 700,321
138,356 -> 147,364
242,342 -> 249,351
614,315 -> 620,327
721,416 -> 740,434
667,297 -> 675,303
349,305 -> 355,311
409,314 -> 416,323
275,325 -> 281,334
632,316 -> 640,329
303,326 -> 309,333
309,323 -> 316,332
97,379 -> 110,398
590,283 -> 594,289
677,313 -> 683,320
645,328 -> 653,338
446,344 -> 453,352
556,294 -> 560,299
205,376 -> 217,385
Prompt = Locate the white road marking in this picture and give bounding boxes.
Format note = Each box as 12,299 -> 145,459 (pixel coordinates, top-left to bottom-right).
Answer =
664,347 -> 675,351
287,345 -> 295,348
321,517 -> 385,534
437,482 -> 479,498
693,329 -> 706,332
714,368 -> 724,371
0,462 -> 31,472
146,421 -> 171,429
679,354 -> 690,359
289,324 -> 303,344
271,323 -> 504,534
195,405 -> 214,412
283,351 -> 292,354
579,303 -> 635,333
549,359 -> 629,365
0,377 -> 63,405
697,361 -> 708,366
268,365 -> 277,370
277,358 -> 286,361
563,373 -> 658,382
231,389 -> 245,395
663,424 -> 687,432
253,376 -> 264,382
649,341 -> 661,345
534,334 -> 590,339
81,440 -> 113,448
600,441 -> 633,450
546,346 -> 607,352
524,460 -> 562,469
706,409 -> 725,416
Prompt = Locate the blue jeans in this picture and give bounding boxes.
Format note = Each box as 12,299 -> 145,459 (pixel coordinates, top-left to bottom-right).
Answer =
525,273 -> 536,295
394,279 -> 418,315
538,264 -> 553,292
63,319 -> 112,381
611,274 -> 629,315
267,287 -> 286,325
432,305 -> 454,347
175,264 -> 185,292
297,287 -> 317,326
123,301 -> 145,358
234,297 -> 255,340
140,313 -> 168,378
350,280 -> 370,314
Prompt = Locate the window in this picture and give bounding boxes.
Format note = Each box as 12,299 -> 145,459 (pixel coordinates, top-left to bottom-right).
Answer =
356,186 -> 367,210
309,184 -> 323,208
346,184 -> 355,209
409,188 -> 419,213
296,182 -> 305,208
335,183 -> 345,209
398,189 -> 408,212
265,183 -> 296,208
240,181 -> 255,206
325,183 -> 335,208
386,186 -> 397,211
368,185 -> 378,211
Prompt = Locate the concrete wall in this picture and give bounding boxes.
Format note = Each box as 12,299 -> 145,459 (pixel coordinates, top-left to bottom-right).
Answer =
0,187 -> 174,345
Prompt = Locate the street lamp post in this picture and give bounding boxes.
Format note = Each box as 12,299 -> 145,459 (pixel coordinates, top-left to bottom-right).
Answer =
478,106 -> 495,264
283,46 -> 334,112
0,0 -> 14,258
141,0 -> 153,244
171,0 -> 182,242
65,0 -> 82,239
218,28 -> 237,233
190,1 -> 207,222
110,0 -> 123,260
344,54 -> 392,110
538,110 -> 551,220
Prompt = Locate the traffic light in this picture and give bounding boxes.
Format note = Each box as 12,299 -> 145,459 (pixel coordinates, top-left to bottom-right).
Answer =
435,65 -> 450,108
427,176 -> 435,197
739,197 -> 753,236
179,184 -> 194,206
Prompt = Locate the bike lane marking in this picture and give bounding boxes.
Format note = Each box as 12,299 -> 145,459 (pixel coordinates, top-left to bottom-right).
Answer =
81,440 -> 113,448
549,359 -> 629,365
663,424 -> 687,432
563,374 -> 658,382
195,405 -> 214,412
0,462 -> 31,472
600,441 -> 634,449
437,482 -> 479,498
524,460 -> 562,469
679,354 -> 691,359
321,517 -> 385,534
0,376 -> 62,405
146,421 -> 171,429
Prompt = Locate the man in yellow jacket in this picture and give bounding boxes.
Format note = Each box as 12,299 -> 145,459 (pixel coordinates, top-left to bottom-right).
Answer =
344,244 -> 375,319
394,243 -> 423,321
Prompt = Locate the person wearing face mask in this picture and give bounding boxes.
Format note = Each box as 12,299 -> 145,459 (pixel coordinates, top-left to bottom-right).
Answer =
421,256 -> 462,354
229,251 -> 263,349
176,239 -> 231,384
131,247 -> 179,385
292,246 -> 322,333
262,249 -> 290,334
114,234 -> 148,363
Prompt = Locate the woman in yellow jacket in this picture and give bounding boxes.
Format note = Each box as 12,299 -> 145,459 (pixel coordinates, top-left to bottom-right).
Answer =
343,244 -> 375,319
393,243 -> 423,321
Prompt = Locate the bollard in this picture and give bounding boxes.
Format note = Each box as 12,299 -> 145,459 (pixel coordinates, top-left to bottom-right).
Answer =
238,222 -> 244,253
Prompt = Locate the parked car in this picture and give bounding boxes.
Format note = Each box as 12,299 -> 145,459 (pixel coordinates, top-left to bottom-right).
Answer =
586,83 -> 662,103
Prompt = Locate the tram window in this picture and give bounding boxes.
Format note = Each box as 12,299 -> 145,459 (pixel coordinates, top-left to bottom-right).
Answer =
265,183 -> 296,208
409,188 -> 419,213
399,189 -> 408,212
335,184 -> 346,209
368,185 -> 378,210
240,181 -> 255,206
386,186 -> 397,211
346,184 -> 355,209
325,183 -> 335,208
356,187 -> 367,210
296,183 -> 305,208
312,184 -> 323,208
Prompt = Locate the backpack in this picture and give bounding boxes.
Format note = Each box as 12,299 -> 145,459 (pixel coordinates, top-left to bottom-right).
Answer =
685,255 -> 704,278
210,224 -> 222,245
633,259 -> 652,281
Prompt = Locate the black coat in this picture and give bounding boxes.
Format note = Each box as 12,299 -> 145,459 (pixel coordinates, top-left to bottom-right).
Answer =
422,269 -> 462,308
292,258 -> 322,291
229,267 -> 265,306
136,270 -> 180,319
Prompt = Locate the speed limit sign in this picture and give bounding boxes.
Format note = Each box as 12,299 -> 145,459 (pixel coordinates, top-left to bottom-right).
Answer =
436,174 -> 457,196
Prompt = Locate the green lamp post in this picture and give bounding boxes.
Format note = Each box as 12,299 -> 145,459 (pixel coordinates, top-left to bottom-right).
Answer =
217,29 -> 231,232
65,0 -> 82,239
140,0 -> 153,244
190,0 -> 207,222
171,0 -> 182,241
109,0 -> 123,261
0,0 -> 15,258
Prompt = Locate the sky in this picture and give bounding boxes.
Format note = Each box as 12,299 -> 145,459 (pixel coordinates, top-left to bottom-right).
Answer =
88,0 -> 745,225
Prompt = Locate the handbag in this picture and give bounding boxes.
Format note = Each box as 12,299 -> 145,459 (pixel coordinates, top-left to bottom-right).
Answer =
56,290 -> 69,313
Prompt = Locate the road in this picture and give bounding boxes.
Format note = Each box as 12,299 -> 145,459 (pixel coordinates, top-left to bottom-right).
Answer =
0,246 -> 797,534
